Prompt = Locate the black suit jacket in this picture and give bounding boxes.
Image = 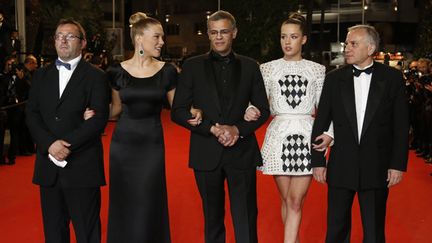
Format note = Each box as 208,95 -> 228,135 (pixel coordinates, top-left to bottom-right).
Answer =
171,53 -> 270,171
26,60 -> 110,187
311,62 -> 409,190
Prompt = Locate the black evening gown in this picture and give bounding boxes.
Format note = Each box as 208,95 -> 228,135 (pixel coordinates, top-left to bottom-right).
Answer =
107,63 -> 176,243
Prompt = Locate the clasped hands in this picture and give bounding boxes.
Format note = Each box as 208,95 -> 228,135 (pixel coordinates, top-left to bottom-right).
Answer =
211,123 -> 240,147
48,139 -> 71,161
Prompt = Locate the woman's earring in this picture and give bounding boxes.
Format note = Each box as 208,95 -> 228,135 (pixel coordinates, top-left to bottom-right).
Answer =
139,48 -> 144,56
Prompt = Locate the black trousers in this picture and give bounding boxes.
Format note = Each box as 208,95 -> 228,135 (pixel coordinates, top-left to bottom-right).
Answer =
326,186 -> 389,243
194,160 -> 258,243
6,106 -> 23,160
40,182 -> 101,243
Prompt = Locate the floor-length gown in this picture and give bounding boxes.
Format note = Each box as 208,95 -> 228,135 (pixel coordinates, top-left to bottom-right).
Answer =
107,63 -> 176,243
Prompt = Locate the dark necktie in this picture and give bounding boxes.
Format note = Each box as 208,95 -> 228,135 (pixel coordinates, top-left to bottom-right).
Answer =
55,59 -> 71,70
352,65 -> 373,77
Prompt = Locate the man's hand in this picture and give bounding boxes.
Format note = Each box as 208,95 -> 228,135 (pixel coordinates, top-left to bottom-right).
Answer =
48,140 -> 71,161
313,167 -> 327,184
312,134 -> 333,152
215,124 -> 240,147
387,169 -> 403,187
210,124 -> 224,138
244,106 -> 261,121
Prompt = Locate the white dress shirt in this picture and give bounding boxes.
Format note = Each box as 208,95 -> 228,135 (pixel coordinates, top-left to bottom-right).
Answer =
57,55 -> 81,97
353,62 -> 374,142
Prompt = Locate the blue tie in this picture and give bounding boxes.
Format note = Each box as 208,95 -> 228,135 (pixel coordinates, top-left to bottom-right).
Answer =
55,59 -> 71,70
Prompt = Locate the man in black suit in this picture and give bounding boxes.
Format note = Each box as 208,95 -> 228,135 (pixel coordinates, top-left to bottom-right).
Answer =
0,55 -> 27,165
311,25 -> 409,243
171,10 -> 269,243
26,19 -> 110,243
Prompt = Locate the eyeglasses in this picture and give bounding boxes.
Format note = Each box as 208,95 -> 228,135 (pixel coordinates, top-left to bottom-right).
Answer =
208,29 -> 233,37
54,33 -> 82,41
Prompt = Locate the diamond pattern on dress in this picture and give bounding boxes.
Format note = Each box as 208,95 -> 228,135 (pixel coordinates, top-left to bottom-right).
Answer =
281,134 -> 311,173
278,75 -> 308,108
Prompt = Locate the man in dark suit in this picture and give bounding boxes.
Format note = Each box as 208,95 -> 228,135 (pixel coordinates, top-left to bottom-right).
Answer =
311,25 -> 409,243
171,10 -> 269,243
26,19 -> 110,243
0,55 -> 27,165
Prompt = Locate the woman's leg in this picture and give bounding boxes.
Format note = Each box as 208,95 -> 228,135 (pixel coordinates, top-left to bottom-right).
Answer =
274,175 -> 312,243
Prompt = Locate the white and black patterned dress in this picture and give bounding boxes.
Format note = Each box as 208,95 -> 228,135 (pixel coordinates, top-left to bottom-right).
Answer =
258,58 -> 326,175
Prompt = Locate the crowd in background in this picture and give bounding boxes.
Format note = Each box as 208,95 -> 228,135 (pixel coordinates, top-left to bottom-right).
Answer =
405,58 -> 432,166
0,9 -> 116,165
0,10 -> 430,175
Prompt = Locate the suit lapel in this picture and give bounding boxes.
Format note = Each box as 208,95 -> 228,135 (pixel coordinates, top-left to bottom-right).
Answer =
226,54 -> 241,114
340,66 -> 359,143
45,65 -> 60,101
360,63 -> 385,139
57,60 -> 86,107
204,54 -> 221,113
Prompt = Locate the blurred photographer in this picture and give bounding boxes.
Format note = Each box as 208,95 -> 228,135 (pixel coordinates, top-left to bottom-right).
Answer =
414,58 -> 432,163
0,59 -> 7,164
405,60 -> 421,150
23,54 -> 38,82
19,55 -> 38,154
0,56 -> 29,164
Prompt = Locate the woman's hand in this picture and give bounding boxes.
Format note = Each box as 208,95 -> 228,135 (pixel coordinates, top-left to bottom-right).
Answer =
312,134 -> 333,152
187,108 -> 203,126
83,108 -> 95,120
244,106 -> 261,121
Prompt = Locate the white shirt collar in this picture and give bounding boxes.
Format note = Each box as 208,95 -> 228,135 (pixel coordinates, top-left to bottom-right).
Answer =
353,61 -> 374,71
57,55 -> 82,71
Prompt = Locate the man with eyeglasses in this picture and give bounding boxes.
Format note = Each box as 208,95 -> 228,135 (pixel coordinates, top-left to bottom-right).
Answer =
172,10 -> 269,243
26,18 -> 110,243
311,25 -> 409,243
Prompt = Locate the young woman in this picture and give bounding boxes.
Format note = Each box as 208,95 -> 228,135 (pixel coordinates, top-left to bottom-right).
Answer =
248,13 -> 332,243
86,12 -> 201,242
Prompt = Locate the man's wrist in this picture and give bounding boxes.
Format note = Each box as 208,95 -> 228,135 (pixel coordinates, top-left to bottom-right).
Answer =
210,125 -> 216,135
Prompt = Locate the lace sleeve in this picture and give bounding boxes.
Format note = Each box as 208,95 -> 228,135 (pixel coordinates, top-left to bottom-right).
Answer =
314,64 -> 326,107
260,62 -> 272,99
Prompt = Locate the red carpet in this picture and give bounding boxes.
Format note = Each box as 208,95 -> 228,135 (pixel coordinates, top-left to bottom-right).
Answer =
1,110 -> 431,242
